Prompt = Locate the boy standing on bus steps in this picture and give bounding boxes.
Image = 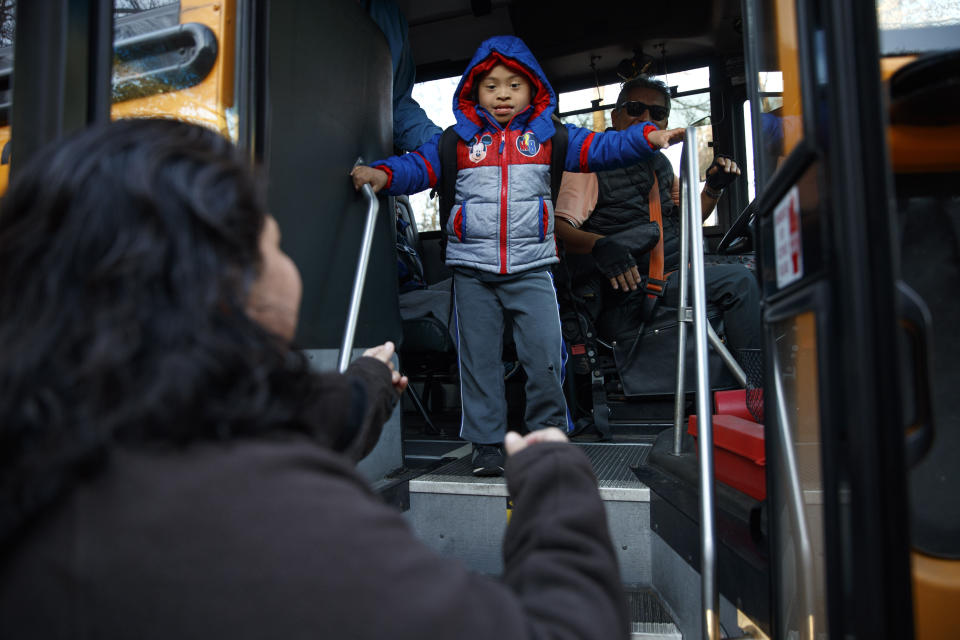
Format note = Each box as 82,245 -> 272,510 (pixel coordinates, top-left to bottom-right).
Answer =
352,35 -> 683,476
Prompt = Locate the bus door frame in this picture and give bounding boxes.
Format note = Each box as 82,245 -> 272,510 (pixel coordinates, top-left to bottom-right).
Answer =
744,0 -> 915,637
10,0 -> 113,177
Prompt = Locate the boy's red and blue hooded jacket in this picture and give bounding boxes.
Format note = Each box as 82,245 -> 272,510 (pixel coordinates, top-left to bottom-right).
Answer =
372,35 -> 662,275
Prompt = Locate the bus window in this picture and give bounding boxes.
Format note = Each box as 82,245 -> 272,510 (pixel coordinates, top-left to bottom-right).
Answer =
746,0 -> 805,188
557,67 -> 719,225
408,75 -> 458,232
0,1 -> 13,193
114,1 -> 180,37
557,82 -> 619,132
743,100 -> 756,201
111,0 -> 234,138
655,68 -> 715,225
876,0 -> 960,33
771,310 -> 828,639
0,0 -> 232,194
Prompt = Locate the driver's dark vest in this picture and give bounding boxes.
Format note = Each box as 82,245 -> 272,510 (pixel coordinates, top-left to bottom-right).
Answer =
585,154 -> 681,272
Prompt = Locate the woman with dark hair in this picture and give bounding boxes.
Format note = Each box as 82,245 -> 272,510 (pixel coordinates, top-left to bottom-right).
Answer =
0,120 -> 628,639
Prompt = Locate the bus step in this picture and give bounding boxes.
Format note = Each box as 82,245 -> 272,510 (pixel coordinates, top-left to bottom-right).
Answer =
407,442 -> 655,582
403,439 -> 469,463
626,587 -> 681,639
408,442 -> 653,500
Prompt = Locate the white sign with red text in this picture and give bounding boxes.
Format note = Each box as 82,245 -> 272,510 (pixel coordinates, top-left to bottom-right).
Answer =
774,185 -> 803,288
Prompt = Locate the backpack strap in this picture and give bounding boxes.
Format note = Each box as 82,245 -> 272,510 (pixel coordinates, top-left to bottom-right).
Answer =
435,126 -> 460,262
549,116 -> 568,204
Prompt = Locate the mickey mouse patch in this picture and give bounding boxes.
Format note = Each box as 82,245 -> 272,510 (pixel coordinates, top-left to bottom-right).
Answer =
469,133 -> 494,163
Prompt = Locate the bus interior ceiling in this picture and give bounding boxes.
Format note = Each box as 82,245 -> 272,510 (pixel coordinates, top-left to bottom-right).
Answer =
398,0 -> 745,89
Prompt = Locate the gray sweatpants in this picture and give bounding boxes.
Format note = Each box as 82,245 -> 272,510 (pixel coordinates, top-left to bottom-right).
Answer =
452,269 -> 568,445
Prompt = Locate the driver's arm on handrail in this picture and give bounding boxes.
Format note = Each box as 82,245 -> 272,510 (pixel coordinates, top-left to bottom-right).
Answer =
701,191 -> 720,222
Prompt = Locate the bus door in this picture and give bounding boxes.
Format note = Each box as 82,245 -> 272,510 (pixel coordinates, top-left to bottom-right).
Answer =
263,0 -> 404,482
879,7 -> 960,640
744,0 -> 915,637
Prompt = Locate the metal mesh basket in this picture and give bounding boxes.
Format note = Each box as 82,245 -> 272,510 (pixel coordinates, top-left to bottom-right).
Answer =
737,348 -> 765,422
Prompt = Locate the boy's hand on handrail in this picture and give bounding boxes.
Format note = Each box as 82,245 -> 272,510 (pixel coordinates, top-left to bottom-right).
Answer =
362,341 -> 409,394
350,166 -> 389,193
504,427 -> 569,457
647,127 -> 686,150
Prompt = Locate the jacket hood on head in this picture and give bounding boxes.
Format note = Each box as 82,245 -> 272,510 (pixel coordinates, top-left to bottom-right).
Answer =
452,35 -> 557,142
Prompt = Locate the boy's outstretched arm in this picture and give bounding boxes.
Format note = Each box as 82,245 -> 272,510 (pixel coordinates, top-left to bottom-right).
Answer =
648,127 -> 686,149
348,131 -> 443,196
562,123 -> 685,173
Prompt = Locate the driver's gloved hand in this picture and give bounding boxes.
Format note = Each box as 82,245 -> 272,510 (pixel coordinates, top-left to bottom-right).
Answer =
607,221 -> 660,258
705,153 -> 739,190
591,236 -> 636,280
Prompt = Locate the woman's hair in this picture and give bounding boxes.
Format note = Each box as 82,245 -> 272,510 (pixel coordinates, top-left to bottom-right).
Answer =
0,119 -> 327,541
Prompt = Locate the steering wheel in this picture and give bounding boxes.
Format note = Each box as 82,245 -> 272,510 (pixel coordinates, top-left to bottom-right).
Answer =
717,200 -> 757,254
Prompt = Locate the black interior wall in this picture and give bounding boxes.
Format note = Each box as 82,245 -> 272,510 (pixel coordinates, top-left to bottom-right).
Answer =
266,0 -> 400,349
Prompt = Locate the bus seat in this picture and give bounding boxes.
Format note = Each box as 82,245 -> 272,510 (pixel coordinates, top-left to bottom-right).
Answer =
558,269 -> 738,401
396,196 -> 456,358
394,198 -> 461,372
611,303 -> 739,397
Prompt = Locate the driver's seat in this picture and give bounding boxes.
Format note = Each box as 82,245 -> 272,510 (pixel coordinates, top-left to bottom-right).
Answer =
556,245 -> 754,436
608,300 -> 739,396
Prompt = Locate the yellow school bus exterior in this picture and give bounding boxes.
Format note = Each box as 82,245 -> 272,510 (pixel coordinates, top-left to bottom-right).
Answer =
0,0 -> 235,195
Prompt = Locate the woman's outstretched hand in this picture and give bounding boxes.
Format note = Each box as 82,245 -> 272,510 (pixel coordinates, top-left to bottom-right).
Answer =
504,427 -> 569,457
363,341 -> 408,394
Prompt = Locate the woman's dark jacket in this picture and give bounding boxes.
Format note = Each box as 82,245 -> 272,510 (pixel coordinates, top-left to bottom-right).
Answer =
0,357 -> 628,639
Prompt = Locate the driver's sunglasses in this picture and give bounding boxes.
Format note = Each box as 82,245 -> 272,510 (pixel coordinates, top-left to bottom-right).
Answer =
619,101 -> 669,121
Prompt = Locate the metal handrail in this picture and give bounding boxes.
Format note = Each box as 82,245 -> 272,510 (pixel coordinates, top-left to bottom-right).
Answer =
677,127 -> 720,640
672,166 -> 747,457
708,323 -> 748,388
771,347 -> 817,639
672,162 -> 692,454
338,165 -> 380,372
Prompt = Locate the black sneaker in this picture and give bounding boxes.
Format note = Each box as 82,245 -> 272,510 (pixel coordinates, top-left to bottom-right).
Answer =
472,444 -> 505,477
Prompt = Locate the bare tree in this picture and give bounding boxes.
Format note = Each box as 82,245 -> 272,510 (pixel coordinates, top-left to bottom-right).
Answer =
0,0 -> 178,48
114,0 -> 178,14
0,0 -> 16,48
877,0 -> 960,29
